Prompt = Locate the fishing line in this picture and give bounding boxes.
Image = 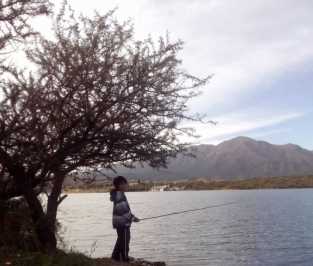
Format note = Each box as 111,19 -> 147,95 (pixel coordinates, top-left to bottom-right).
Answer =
140,201 -> 236,221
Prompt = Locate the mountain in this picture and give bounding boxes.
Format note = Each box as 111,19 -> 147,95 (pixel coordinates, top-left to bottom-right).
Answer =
110,136 -> 313,180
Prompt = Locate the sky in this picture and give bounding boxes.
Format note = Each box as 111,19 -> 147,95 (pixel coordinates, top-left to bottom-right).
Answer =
34,0 -> 313,149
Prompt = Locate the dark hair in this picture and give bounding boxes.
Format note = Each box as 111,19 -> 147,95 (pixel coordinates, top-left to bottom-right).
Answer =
113,176 -> 128,189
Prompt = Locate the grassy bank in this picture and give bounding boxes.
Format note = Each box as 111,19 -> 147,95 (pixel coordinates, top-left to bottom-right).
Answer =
0,249 -> 165,266
64,175 -> 313,193
0,199 -> 165,266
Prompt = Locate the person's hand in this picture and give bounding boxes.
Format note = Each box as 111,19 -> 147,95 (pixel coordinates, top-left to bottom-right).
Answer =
133,216 -> 140,223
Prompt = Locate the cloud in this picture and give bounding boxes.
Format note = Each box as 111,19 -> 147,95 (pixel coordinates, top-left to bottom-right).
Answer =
182,111 -> 305,144
31,0 -> 313,146
52,0 -> 313,113
248,128 -> 292,140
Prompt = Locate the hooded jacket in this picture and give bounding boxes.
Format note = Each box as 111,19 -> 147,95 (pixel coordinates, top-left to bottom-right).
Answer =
110,190 -> 134,228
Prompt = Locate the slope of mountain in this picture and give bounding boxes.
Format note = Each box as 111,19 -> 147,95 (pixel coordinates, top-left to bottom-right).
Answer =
111,136 -> 313,180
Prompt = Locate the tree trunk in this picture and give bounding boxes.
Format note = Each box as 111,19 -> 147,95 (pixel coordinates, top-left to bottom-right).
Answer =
45,173 -> 67,251
34,215 -> 57,253
23,188 -> 57,253
0,150 -> 58,252
0,200 -> 4,239
25,173 -> 66,253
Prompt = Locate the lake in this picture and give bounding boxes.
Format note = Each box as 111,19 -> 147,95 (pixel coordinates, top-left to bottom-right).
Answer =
57,189 -> 313,266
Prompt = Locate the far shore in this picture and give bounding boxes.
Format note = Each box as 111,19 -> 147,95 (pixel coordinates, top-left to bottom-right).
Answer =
64,175 -> 313,193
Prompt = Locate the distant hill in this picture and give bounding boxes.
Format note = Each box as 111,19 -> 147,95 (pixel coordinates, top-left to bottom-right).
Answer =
107,136 -> 313,180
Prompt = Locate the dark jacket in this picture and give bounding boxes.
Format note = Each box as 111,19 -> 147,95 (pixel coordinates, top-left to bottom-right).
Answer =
110,190 -> 134,228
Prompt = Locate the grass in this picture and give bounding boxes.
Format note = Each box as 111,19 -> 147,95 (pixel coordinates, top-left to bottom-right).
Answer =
0,249 -> 157,266
1,199 -> 164,266
0,249 -> 94,266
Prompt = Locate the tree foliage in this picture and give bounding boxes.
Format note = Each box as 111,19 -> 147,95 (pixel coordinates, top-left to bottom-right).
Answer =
0,0 -> 50,50
0,0 -> 50,199
0,4 -> 208,251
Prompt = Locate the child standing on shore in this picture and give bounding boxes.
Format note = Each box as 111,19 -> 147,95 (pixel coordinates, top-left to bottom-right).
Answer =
110,176 -> 140,262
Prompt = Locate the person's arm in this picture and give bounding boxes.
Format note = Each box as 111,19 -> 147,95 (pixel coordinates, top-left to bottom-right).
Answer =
124,192 -> 140,222
131,215 -> 140,222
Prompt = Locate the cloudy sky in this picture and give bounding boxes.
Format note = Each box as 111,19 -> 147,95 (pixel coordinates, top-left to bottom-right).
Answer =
40,0 -> 313,148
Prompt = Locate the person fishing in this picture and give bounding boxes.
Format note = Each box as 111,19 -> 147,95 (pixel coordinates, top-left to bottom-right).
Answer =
110,176 -> 140,262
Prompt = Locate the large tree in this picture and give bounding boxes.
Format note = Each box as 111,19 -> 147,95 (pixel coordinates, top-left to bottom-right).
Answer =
0,6 -> 209,252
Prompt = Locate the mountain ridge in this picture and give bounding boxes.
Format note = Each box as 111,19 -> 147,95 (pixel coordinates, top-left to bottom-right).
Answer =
109,136 -> 313,180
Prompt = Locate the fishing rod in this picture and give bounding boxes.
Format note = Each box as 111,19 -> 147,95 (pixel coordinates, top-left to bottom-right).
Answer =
140,201 -> 236,221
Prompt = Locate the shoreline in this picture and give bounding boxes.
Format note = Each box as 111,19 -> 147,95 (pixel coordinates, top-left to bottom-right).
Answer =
64,175 -> 313,193
64,186 -> 313,193
0,250 -> 166,266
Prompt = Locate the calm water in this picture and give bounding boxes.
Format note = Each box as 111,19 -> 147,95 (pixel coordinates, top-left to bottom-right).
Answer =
57,190 -> 313,266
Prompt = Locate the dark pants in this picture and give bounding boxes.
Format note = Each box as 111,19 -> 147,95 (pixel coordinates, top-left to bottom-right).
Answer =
111,227 -> 131,261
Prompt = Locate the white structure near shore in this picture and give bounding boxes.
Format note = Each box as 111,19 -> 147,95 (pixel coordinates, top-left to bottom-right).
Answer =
149,185 -> 182,192
149,185 -> 168,192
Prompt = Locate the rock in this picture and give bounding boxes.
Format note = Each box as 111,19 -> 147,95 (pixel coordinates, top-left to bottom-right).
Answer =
129,258 -> 166,266
94,257 -> 166,266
